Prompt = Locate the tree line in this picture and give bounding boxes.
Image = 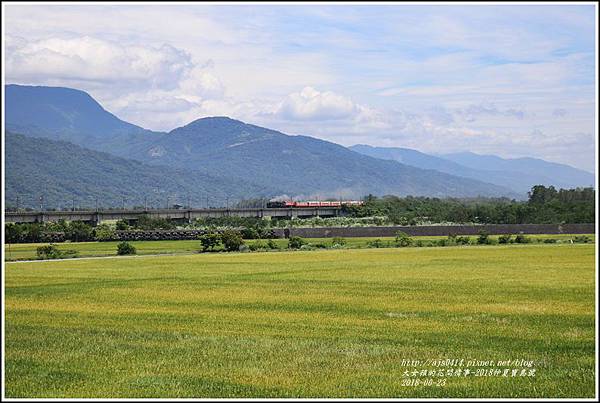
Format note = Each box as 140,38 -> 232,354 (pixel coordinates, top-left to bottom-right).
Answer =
343,186 -> 595,225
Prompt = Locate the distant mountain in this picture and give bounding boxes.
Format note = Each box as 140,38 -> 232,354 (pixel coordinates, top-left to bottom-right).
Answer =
440,152 -> 595,190
5,84 -> 519,200
5,84 -> 164,156
350,145 -> 594,194
6,131 -> 270,209
133,116 -> 516,198
349,144 -> 480,177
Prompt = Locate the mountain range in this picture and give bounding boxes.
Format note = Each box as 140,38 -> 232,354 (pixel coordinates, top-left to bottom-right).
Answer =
6,132 -> 269,209
5,84 -> 593,208
349,145 -> 595,194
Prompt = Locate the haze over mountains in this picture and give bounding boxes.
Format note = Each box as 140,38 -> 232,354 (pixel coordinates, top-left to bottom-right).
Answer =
5,84 -> 593,208
350,145 -> 595,194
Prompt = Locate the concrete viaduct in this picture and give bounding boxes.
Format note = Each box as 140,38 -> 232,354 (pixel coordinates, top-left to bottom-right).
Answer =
5,207 -> 342,225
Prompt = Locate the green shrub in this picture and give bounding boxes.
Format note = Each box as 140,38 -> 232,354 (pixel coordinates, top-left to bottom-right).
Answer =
241,227 -> 260,239
498,234 -> 513,244
65,221 -> 94,242
5,223 -> 23,243
394,231 -> 413,247
45,219 -> 69,233
288,236 -> 306,249
455,236 -> 471,245
249,240 -> 267,251
135,215 -> 175,230
543,238 -> 558,243
117,241 -> 136,255
477,230 -> 491,245
331,237 -> 346,246
414,240 -> 425,247
37,244 -> 62,259
299,244 -> 315,251
94,224 -> 115,241
514,233 -> 531,244
221,229 -> 244,252
36,244 -> 78,259
199,232 -> 221,252
115,219 -> 130,230
311,242 -> 328,249
573,235 -> 591,243
367,239 -> 384,248
266,239 -> 279,250
436,238 -> 448,247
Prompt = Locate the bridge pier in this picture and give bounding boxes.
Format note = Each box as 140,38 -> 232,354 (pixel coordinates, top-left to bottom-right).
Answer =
93,212 -> 102,226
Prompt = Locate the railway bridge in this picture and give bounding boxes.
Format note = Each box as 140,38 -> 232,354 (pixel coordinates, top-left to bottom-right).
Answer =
5,207 -> 342,225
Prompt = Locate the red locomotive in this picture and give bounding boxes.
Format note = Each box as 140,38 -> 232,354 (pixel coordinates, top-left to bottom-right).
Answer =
266,200 -> 364,208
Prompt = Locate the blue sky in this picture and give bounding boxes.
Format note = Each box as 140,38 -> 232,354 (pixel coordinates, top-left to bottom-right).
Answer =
4,3 -> 597,171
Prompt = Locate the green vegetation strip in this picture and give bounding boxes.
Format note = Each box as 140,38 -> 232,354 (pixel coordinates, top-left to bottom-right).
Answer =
4,234 -> 595,262
5,244 -> 595,398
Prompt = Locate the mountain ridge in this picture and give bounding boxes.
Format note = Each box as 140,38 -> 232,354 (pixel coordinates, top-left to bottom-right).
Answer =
5,131 -> 272,209
8,83 -> 581,200
350,144 -> 594,194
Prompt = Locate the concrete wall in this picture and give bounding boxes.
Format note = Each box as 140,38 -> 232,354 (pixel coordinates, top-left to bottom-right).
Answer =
271,223 -> 595,238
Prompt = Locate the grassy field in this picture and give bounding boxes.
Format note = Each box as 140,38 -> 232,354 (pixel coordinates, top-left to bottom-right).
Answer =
4,244 -> 595,398
3,233 -> 594,261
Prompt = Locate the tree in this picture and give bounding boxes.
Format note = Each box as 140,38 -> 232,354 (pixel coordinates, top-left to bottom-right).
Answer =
498,234 -> 512,244
477,230 -> 490,245
116,219 -> 130,230
394,231 -> 413,247
528,185 -> 558,205
135,215 -> 175,230
117,241 -> 137,255
514,233 -> 530,244
94,224 -> 116,241
221,229 -> 244,252
199,231 -> 221,252
288,236 -> 306,249
65,221 -> 94,242
5,223 -> 23,244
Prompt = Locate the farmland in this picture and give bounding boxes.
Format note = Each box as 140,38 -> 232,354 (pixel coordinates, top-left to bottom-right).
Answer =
4,243 -> 595,398
3,233 -> 594,261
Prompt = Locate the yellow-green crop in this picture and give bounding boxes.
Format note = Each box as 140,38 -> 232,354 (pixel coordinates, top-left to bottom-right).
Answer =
5,244 -> 595,398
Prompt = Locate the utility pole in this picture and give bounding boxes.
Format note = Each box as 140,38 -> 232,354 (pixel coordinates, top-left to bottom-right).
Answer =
95,197 -> 99,212
226,197 -> 229,210
122,197 -> 126,210
39,195 -> 44,211
144,196 -> 147,211
187,195 -> 191,209
166,196 -> 170,209
206,195 -> 209,209
72,197 -> 75,212
16,195 -> 20,211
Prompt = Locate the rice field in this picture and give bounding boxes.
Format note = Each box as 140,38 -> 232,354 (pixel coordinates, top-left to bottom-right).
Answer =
3,233 -> 594,261
4,244 -> 596,398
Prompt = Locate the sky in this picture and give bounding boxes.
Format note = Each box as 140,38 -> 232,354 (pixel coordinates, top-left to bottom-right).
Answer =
3,2 -> 597,172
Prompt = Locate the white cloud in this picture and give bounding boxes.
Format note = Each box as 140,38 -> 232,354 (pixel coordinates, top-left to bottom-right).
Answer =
3,4 -> 595,171
5,33 -> 230,131
6,36 -> 193,91
178,65 -> 225,100
276,87 -> 358,121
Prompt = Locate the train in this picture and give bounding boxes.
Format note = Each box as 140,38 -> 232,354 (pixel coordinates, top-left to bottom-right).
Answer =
266,200 -> 364,208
